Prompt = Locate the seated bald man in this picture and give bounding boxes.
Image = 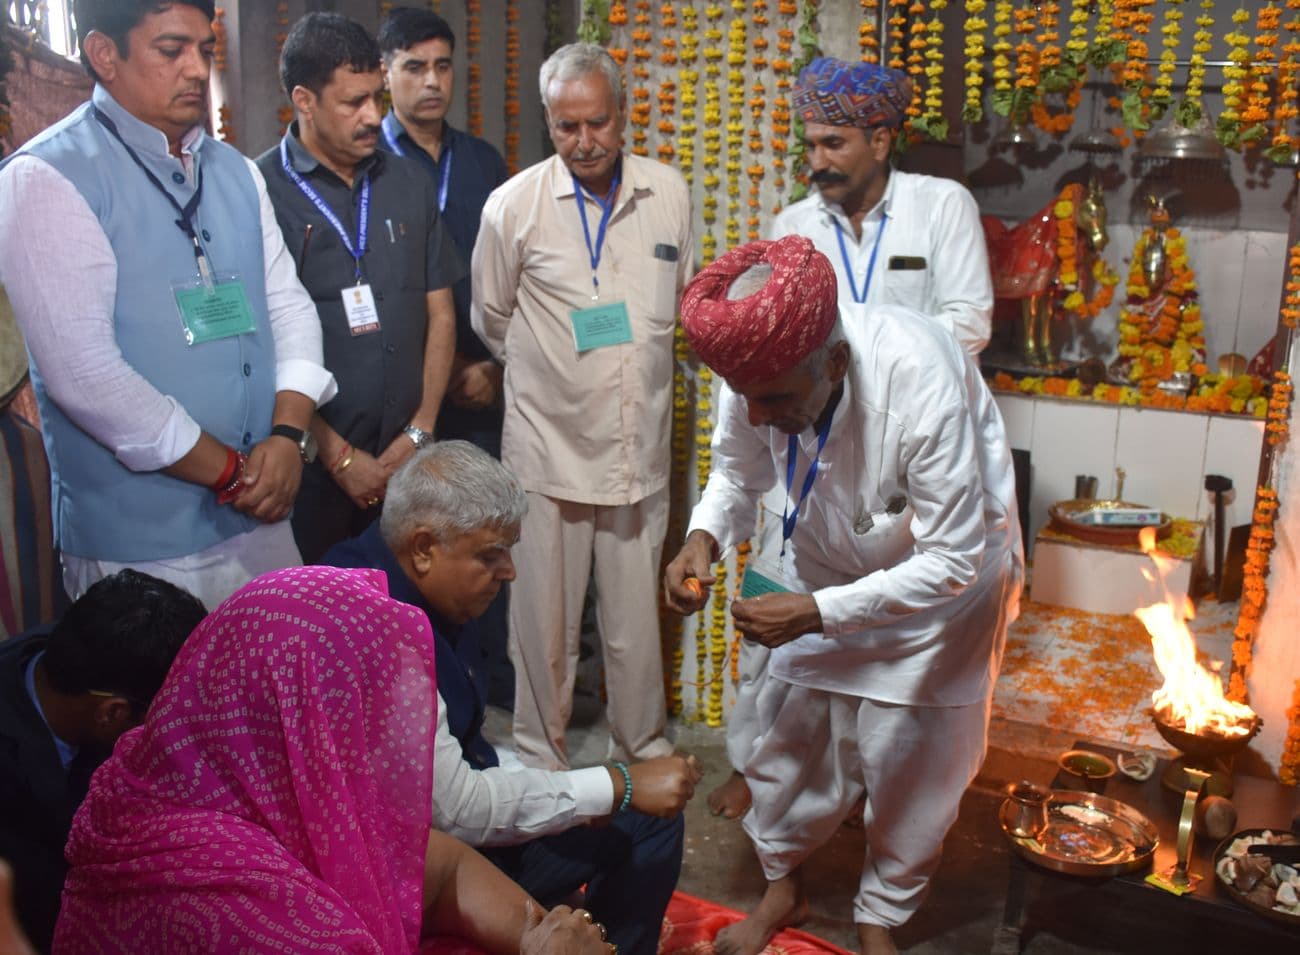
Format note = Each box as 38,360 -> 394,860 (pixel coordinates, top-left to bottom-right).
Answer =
324,441 -> 700,955
663,236 -> 1023,955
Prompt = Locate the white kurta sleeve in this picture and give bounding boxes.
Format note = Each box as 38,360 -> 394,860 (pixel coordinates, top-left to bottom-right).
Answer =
929,185 -> 993,357
431,691 -> 615,846
245,157 -> 336,406
0,155 -> 202,471
686,383 -> 773,549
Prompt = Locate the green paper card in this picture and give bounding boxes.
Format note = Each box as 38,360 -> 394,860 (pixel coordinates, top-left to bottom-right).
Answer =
175,279 -> 257,345
740,565 -> 792,600
570,300 -> 632,352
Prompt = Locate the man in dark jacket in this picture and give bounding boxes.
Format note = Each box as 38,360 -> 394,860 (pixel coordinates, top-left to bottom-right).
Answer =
0,570 -> 205,951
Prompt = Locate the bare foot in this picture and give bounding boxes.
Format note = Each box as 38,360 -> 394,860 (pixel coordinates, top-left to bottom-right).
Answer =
857,923 -> 898,955
714,875 -> 808,955
707,770 -> 752,819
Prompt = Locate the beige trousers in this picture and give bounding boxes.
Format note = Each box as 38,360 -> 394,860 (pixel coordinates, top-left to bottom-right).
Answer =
509,488 -> 673,770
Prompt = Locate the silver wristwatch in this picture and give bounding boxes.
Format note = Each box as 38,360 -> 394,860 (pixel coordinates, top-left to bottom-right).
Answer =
403,424 -> 433,449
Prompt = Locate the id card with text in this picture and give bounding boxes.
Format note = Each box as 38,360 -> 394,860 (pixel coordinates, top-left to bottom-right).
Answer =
173,272 -> 257,346
739,553 -> 805,600
342,283 -> 381,336
570,300 -> 632,352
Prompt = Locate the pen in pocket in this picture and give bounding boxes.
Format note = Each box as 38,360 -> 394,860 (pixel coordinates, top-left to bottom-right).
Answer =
298,224 -> 313,275
386,219 -> 396,243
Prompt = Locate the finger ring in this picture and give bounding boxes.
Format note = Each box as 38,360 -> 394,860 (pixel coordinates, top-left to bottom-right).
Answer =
609,945 -> 618,955
366,497 -> 380,507
598,924 -> 608,942
579,910 -> 593,924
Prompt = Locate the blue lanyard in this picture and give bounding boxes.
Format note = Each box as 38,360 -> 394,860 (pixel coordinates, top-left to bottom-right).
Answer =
781,410 -> 836,554
834,212 -> 889,304
280,138 -> 370,282
573,166 -> 622,298
93,106 -> 212,287
384,123 -> 453,214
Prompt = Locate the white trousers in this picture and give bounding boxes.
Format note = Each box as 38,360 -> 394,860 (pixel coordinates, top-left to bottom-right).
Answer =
62,521 -> 302,612
509,488 -> 673,770
742,679 -> 991,928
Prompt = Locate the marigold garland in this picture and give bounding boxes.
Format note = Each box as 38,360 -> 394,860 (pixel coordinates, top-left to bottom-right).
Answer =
905,1 -> 928,132
860,0 -> 881,63
746,1 -> 769,240
1150,0 -> 1182,119
1177,0 -> 1214,127
276,3 -> 292,133
1267,0 -> 1300,163
1220,7 -> 1253,148
504,0 -> 521,174
725,10 -> 746,250
1117,226 -> 1206,389
963,0 -> 987,123
677,4 -> 700,186
1266,369 -> 1293,445
1229,485 -> 1279,704
466,0 -> 482,138
914,0 -> 948,142
1240,3 -> 1281,147
888,0 -> 908,71
990,371 -> 1270,416
1280,679 -> 1300,785
1052,184 -> 1120,316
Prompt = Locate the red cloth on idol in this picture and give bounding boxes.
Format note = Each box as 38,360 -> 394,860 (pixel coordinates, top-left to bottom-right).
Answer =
679,235 -> 839,386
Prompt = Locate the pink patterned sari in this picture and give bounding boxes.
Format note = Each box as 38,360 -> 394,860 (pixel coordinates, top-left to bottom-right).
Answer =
53,566 -> 438,954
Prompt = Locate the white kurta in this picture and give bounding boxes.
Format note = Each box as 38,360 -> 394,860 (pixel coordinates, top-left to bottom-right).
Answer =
686,304 -> 1022,926
769,170 -> 993,358
688,304 -> 1022,706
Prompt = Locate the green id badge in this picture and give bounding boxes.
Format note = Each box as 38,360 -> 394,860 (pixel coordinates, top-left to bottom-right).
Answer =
570,300 -> 632,353
740,564 -> 793,599
174,273 -> 257,345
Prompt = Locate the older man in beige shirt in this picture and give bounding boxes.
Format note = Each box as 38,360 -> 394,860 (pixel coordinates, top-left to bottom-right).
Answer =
472,43 -> 693,770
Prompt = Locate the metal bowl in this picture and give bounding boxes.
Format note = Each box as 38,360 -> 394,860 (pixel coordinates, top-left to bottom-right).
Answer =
1058,749 -> 1117,792
1152,712 -> 1261,761
1213,828 -> 1300,927
999,789 -> 1159,877
1047,499 -> 1173,548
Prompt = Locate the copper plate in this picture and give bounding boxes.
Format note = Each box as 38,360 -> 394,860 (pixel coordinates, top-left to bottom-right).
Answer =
1047,499 -> 1174,548
1213,828 -> 1300,927
999,790 -> 1158,877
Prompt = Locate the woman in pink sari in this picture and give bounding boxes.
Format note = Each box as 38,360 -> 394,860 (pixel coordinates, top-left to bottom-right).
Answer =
53,566 -> 610,954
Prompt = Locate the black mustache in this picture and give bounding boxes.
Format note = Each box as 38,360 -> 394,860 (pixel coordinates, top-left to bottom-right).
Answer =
811,169 -> 849,185
354,127 -> 381,141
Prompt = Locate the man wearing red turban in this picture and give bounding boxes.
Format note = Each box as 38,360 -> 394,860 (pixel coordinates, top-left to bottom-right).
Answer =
706,54 -> 997,825
665,236 -> 1023,955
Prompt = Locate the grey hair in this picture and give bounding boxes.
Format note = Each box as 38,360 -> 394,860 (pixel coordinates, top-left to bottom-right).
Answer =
539,42 -> 624,112
381,441 -> 528,551
799,318 -> 847,374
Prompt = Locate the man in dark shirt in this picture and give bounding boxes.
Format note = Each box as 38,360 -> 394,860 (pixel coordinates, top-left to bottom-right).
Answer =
257,12 -> 465,563
377,6 -> 513,705
0,570 -> 205,951
324,442 -> 699,955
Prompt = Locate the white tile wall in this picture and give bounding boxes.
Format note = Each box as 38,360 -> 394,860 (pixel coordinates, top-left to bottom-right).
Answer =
1236,230 -> 1291,361
994,394 -> 1268,555
1027,400 -> 1121,542
1113,407 -> 1210,519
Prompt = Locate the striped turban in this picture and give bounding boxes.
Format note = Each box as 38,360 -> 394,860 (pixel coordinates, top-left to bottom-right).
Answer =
679,236 -> 838,386
792,57 -> 913,130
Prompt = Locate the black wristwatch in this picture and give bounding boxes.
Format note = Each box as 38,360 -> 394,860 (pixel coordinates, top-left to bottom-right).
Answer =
270,424 -> 319,465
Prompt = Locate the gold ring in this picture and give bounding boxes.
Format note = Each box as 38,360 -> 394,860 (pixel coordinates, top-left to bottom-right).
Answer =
366,497 -> 380,507
579,910 -> 593,924
609,944 -> 618,955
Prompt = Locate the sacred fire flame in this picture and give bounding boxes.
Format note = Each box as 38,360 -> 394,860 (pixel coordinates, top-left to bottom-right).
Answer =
1136,526 -> 1256,738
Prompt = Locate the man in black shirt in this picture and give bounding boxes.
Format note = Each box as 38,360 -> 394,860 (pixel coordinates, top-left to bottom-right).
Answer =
377,6 -> 514,706
257,12 -> 465,563
0,570 -> 204,951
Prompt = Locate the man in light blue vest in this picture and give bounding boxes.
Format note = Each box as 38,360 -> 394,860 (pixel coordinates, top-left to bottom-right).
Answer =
0,0 -> 336,611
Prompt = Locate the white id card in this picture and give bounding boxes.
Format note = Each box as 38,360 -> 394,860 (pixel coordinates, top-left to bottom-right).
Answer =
342,284 -> 381,336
